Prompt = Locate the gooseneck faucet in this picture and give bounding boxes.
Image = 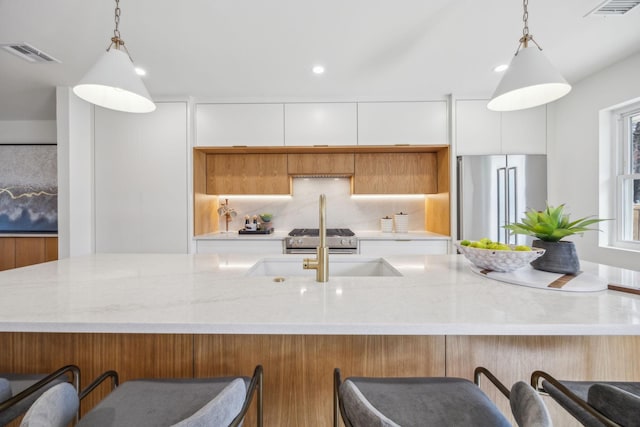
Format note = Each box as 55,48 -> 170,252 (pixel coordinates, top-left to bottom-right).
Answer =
303,194 -> 329,282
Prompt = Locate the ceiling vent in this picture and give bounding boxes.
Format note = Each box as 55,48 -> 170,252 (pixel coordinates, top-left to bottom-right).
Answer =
586,0 -> 640,16
0,43 -> 60,63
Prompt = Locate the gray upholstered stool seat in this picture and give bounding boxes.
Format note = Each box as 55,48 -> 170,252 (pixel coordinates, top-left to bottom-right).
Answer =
0,365 -> 79,426
77,377 -> 249,427
22,365 -> 263,427
336,367 -> 552,427
532,370 -> 640,427
342,377 -> 511,427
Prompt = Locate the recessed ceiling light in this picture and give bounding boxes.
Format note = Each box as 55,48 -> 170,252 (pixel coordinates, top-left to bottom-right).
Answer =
312,65 -> 325,75
134,67 -> 147,76
493,64 -> 509,72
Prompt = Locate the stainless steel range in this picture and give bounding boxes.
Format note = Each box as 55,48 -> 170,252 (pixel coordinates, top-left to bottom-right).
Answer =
285,228 -> 358,254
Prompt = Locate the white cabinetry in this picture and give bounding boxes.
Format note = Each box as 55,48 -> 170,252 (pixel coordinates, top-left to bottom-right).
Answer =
94,102 -> 188,253
196,103 -> 284,146
284,103 -> 357,146
456,100 -> 546,155
196,239 -> 283,254
359,239 -> 449,255
358,101 -> 448,146
501,107 -> 546,153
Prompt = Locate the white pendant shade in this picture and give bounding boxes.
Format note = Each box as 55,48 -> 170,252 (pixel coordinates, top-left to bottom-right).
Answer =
73,48 -> 156,113
487,45 -> 571,111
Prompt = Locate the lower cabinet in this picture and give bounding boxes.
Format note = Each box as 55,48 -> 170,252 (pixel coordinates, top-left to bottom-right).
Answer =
359,239 -> 449,255
196,239 -> 284,254
0,237 -> 58,271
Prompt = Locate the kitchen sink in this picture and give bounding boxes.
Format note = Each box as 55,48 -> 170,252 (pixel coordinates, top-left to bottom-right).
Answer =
245,257 -> 403,277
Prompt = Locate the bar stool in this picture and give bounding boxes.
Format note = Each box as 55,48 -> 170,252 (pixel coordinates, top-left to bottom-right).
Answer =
531,370 -> 640,427
21,365 -> 263,427
0,365 -> 80,425
335,366 -> 552,427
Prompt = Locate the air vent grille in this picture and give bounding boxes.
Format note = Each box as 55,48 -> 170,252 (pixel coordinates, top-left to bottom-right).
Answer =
586,0 -> 640,16
0,43 -> 60,63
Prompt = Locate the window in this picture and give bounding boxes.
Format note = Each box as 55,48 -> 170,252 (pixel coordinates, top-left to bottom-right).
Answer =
615,106 -> 640,248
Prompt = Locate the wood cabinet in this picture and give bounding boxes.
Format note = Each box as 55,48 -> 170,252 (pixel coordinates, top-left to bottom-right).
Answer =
0,237 -> 58,271
353,152 -> 438,194
358,101 -> 448,145
284,103 -> 357,146
456,99 -> 546,155
196,103 -> 285,147
206,153 -> 290,195
287,153 -> 354,175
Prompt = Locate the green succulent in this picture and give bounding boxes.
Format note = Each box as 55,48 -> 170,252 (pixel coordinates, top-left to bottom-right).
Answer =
504,204 -> 607,243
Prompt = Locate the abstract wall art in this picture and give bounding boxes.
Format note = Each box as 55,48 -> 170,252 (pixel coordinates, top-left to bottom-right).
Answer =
0,144 -> 57,233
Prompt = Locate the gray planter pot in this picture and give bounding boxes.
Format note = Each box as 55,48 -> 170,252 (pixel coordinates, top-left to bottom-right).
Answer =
530,240 -> 580,274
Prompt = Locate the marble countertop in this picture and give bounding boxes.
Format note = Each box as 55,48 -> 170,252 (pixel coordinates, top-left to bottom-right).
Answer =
0,253 -> 638,335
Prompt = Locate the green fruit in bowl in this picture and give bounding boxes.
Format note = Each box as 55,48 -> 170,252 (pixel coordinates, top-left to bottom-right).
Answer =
514,245 -> 532,251
461,238 -> 517,251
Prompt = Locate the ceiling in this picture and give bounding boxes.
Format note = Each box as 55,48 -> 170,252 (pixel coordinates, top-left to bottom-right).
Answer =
1,0 -> 640,120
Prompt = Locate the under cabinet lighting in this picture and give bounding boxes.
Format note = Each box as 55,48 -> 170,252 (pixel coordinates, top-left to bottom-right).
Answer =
217,195 -> 292,200
312,65 -> 325,74
493,64 -> 509,72
351,194 -> 426,200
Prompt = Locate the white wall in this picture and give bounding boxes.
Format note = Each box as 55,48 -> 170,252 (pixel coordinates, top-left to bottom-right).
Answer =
0,120 -> 56,144
56,87 -> 94,258
550,52 -> 640,270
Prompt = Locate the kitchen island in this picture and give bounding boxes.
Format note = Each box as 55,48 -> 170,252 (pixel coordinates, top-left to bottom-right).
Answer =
1,253 -> 639,426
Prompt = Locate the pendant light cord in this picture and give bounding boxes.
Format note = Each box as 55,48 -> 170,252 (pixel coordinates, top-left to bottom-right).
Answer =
515,0 -> 543,54
106,0 -> 134,61
113,0 -> 121,45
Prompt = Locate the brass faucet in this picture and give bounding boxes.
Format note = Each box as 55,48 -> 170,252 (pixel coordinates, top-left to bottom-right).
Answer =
303,194 -> 329,282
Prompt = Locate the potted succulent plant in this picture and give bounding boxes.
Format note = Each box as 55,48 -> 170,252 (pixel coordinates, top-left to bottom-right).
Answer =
504,204 -> 607,274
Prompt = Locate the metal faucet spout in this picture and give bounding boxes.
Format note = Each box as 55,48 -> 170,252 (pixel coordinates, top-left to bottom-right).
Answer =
302,194 -> 329,282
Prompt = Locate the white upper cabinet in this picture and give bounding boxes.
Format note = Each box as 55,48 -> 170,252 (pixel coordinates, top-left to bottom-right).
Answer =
358,101 -> 448,145
455,99 -> 546,155
94,102 -> 188,253
196,103 -> 284,146
455,100 -> 501,154
501,106 -> 546,154
284,103 -> 357,146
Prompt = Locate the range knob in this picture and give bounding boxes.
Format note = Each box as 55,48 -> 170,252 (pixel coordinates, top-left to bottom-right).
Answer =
340,239 -> 347,245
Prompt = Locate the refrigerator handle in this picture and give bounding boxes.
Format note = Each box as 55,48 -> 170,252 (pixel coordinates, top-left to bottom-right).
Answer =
507,166 -> 518,244
497,167 -> 507,243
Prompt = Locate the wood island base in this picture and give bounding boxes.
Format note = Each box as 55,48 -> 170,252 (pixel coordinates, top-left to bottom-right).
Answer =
1,333 -> 639,426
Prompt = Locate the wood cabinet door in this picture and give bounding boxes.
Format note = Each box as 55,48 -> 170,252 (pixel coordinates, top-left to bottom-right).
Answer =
206,154 -> 290,194
15,237 -> 45,268
0,237 -> 16,271
287,153 -> 354,175
353,153 -> 437,194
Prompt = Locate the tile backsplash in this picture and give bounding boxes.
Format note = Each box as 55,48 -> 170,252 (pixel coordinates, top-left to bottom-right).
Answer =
218,178 -> 425,232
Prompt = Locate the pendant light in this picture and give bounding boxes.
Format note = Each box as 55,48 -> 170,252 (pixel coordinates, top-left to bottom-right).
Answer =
487,0 -> 571,111
73,0 -> 155,113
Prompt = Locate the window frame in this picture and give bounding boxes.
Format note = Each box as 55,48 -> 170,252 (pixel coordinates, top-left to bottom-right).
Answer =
612,105 -> 640,251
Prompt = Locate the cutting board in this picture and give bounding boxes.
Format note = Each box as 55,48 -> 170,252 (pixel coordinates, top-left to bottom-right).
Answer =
468,264 -> 608,292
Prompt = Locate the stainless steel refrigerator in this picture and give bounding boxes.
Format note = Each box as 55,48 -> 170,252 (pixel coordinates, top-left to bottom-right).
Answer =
457,155 -> 547,245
